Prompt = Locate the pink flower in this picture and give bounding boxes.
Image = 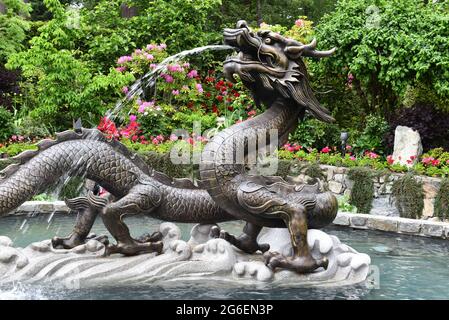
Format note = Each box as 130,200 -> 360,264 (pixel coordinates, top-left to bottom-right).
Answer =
183,62 -> 190,68
168,64 -> 183,72
422,157 -> 434,165
321,146 -> 331,153
150,63 -> 157,69
138,101 -> 154,113
350,156 -> 356,161
158,43 -> 167,50
432,159 -> 440,166
134,49 -> 142,55
152,138 -> 159,145
195,83 -> 203,93
365,151 -> 379,159
170,134 -> 178,141
122,86 -> 129,94
295,19 -> 304,27
164,75 -> 174,83
146,44 -> 155,50
129,114 -> 137,122
187,70 -> 198,78
156,135 -> 164,141
247,110 -> 257,117
115,66 -> 126,72
172,89 -> 180,95
145,53 -> 154,60
117,55 -> 132,64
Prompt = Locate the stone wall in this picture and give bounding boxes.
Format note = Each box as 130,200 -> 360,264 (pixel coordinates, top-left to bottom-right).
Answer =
292,163 -> 442,219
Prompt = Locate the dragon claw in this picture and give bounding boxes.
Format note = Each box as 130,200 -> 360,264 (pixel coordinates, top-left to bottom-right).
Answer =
52,234 -> 109,249
264,251 -> 328,274
103,240 -> 163,257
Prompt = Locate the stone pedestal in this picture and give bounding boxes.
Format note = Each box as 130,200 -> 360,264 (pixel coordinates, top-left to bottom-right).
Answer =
0,223 -> 371,288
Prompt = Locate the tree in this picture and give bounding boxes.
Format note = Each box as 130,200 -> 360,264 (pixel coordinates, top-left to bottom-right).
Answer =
0,0 -> 31,62
312,0 -> 449,118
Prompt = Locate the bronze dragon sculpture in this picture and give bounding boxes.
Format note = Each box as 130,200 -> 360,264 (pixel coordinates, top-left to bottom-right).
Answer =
0,21 -> 337,274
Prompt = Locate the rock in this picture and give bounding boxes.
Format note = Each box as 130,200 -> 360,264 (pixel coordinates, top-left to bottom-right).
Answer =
369,196 -> 399,217
392,126 -> 422,167
398,220 -> 422,234
421,222 -> 444,237
188,224 -> 217,246
366,217 -> 398,232
328,181 -> 344,194
333,174 -> 345,183
422,198 -> 434,219
332,213 -> 350,226
423,183 -> 438,199
350,215 -> 367,228
0,236 -> 12,247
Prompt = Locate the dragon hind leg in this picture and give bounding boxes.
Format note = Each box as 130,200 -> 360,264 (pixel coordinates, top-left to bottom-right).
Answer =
237,182 -> 328,273
52,190 -> 110,249
89,185 -> 164,256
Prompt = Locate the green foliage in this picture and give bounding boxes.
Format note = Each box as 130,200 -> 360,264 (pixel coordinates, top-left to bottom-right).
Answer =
0,107 -> 15,141
347,167 -> 374,213
314,0 -> 449,116
338,194 -> 357,213
0,0 -> 31,63
220,0 -> 337,28
289,117 -> 341,149
391,173 -> 424,219
0,142 -> 37,157
353,114 -> 389,155
434,178 -> 449,221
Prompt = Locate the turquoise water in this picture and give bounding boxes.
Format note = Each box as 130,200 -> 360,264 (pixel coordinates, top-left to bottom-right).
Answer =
1,214 -> 449,300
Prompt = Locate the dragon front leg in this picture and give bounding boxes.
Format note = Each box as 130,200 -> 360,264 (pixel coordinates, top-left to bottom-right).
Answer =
264,203 -> 328,273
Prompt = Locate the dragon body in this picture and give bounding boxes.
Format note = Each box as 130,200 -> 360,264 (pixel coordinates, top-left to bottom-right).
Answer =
0,21 -> 338,273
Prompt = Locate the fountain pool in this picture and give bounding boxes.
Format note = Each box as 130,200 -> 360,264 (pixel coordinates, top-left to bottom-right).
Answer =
0,214 -> 448,300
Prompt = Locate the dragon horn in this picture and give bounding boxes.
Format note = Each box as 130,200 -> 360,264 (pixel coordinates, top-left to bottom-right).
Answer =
285,38 -> 336,58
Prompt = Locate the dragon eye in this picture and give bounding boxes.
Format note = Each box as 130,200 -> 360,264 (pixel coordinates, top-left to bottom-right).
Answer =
264,38 -> 272,44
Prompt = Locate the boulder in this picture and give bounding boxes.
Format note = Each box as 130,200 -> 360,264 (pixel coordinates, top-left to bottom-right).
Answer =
392,126 -> 422,167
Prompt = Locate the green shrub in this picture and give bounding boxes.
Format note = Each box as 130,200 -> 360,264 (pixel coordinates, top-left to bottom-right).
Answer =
289,117 -> 341,149
434,178 -> 449,221
347,167 -> 374,213
391,173 -> 424,219
0,107 -> 14,141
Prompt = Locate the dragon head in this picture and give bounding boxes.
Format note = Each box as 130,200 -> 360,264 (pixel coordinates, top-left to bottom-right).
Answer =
223,20 -> 335,123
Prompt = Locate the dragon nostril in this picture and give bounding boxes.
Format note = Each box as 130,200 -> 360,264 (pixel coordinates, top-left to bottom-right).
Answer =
236,20 -> 249,29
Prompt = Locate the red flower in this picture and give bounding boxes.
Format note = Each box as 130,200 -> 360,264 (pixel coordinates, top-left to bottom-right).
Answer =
387,155 -> 394,165
321,146 -> 331,153
234,92 -> 240,97
216,95 -> 223,102
228,106 -> 234,111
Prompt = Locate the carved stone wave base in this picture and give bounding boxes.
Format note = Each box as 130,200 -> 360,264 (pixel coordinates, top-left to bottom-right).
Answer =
0,223 -> 370,288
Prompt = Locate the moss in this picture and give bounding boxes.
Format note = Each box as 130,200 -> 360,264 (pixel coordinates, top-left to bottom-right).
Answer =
434,178 -> 449,220
391,173 -> 424,219
347,167 -> 374,213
